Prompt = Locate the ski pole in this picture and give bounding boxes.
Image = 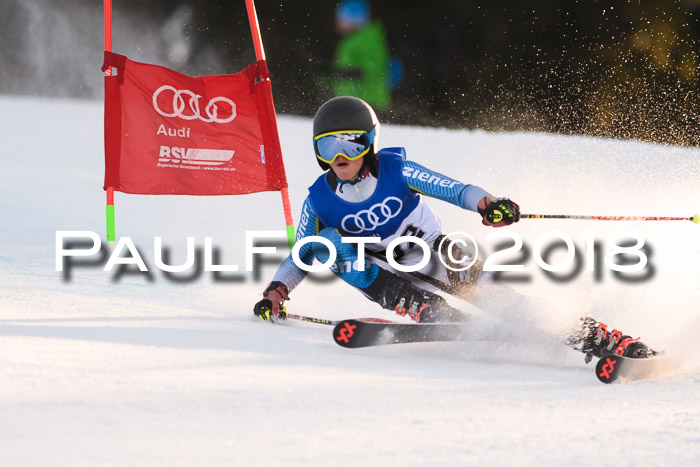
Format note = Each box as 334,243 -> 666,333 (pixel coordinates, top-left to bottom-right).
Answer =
521,213 -> 700,224
281,310 -> 395,326
283,312 -> 338,326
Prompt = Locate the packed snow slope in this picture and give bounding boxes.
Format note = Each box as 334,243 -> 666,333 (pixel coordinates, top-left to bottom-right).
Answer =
1,96 -> 699,466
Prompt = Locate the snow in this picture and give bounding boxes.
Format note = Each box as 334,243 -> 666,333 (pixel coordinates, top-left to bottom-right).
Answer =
1,95 -> 699,465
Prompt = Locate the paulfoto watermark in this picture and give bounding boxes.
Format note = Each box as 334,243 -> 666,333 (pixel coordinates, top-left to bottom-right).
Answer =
55,229 -> 653,283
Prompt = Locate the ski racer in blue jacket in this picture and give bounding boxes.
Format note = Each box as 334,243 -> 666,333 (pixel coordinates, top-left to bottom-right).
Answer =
253,96 -> 519,324
252,96 -> 657,363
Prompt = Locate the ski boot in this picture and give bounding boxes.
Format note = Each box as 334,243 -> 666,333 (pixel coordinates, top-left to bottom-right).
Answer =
393,291 -> 463,323
567,317 -> 658,364
361,268 -> 468,323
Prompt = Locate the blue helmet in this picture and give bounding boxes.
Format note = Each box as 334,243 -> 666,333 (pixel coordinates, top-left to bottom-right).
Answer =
335,0 -> 371,28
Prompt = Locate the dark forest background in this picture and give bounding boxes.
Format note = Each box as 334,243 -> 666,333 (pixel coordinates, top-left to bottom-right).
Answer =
1,0 -> 699,146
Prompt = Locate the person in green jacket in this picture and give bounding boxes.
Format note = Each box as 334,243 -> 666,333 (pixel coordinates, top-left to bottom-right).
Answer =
332,0 -> 392,110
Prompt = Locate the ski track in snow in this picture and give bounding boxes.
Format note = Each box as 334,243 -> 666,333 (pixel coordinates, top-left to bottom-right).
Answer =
1,96 -> 699,465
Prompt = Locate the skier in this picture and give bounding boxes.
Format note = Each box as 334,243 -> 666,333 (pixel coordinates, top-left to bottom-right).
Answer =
253,96 -> 655,362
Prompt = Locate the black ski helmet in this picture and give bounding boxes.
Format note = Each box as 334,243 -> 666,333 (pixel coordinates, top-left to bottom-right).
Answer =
312,96 -> 380,171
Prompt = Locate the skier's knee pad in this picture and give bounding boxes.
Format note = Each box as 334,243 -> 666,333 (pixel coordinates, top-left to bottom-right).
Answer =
311,227 -> 378,289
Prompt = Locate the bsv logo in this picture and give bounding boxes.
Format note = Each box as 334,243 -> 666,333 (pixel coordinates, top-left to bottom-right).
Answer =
341,197 -> 403,234
159,146 -> 234,166
153,85 -> 236,124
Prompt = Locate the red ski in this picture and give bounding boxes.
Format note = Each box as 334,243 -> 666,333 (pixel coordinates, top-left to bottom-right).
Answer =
595,354 -> 679,384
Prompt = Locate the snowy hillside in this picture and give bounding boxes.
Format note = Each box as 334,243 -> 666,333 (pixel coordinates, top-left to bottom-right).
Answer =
1,95 -> 699,465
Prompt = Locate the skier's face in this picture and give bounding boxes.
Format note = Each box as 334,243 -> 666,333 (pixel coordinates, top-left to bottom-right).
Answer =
330,155 -> 364,181
336,20 -> 360,36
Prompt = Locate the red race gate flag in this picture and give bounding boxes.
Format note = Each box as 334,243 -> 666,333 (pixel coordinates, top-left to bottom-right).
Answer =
102,52 -> 287,195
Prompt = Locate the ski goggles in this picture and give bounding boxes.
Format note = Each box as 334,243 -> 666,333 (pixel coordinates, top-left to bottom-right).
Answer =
313,128 -> 376,164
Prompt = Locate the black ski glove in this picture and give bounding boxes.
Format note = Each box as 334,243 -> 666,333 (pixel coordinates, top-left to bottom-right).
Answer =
478,197 -> 520,227
253,281 -> 290,321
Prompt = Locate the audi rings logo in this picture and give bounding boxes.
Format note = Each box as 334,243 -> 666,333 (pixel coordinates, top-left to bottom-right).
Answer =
341,197 -> 403,234
152,85 -> 237,123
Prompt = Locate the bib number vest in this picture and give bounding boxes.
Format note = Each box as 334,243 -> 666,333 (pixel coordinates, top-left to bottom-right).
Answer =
308,148 -> 420,239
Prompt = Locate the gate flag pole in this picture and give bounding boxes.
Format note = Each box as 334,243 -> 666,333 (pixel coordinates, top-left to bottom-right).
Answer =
103,0 -> 116,242
244,0 -> 296,249
102,0 -> 295,247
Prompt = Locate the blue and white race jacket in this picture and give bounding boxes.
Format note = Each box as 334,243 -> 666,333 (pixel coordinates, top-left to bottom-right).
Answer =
273,147 -> 491,291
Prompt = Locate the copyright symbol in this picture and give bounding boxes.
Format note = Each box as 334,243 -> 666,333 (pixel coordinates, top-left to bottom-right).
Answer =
438,232 -> 479,272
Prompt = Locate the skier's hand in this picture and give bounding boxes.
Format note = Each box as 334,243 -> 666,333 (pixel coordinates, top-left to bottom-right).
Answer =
253,281 -> 290,322
477,197 -> 520,227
